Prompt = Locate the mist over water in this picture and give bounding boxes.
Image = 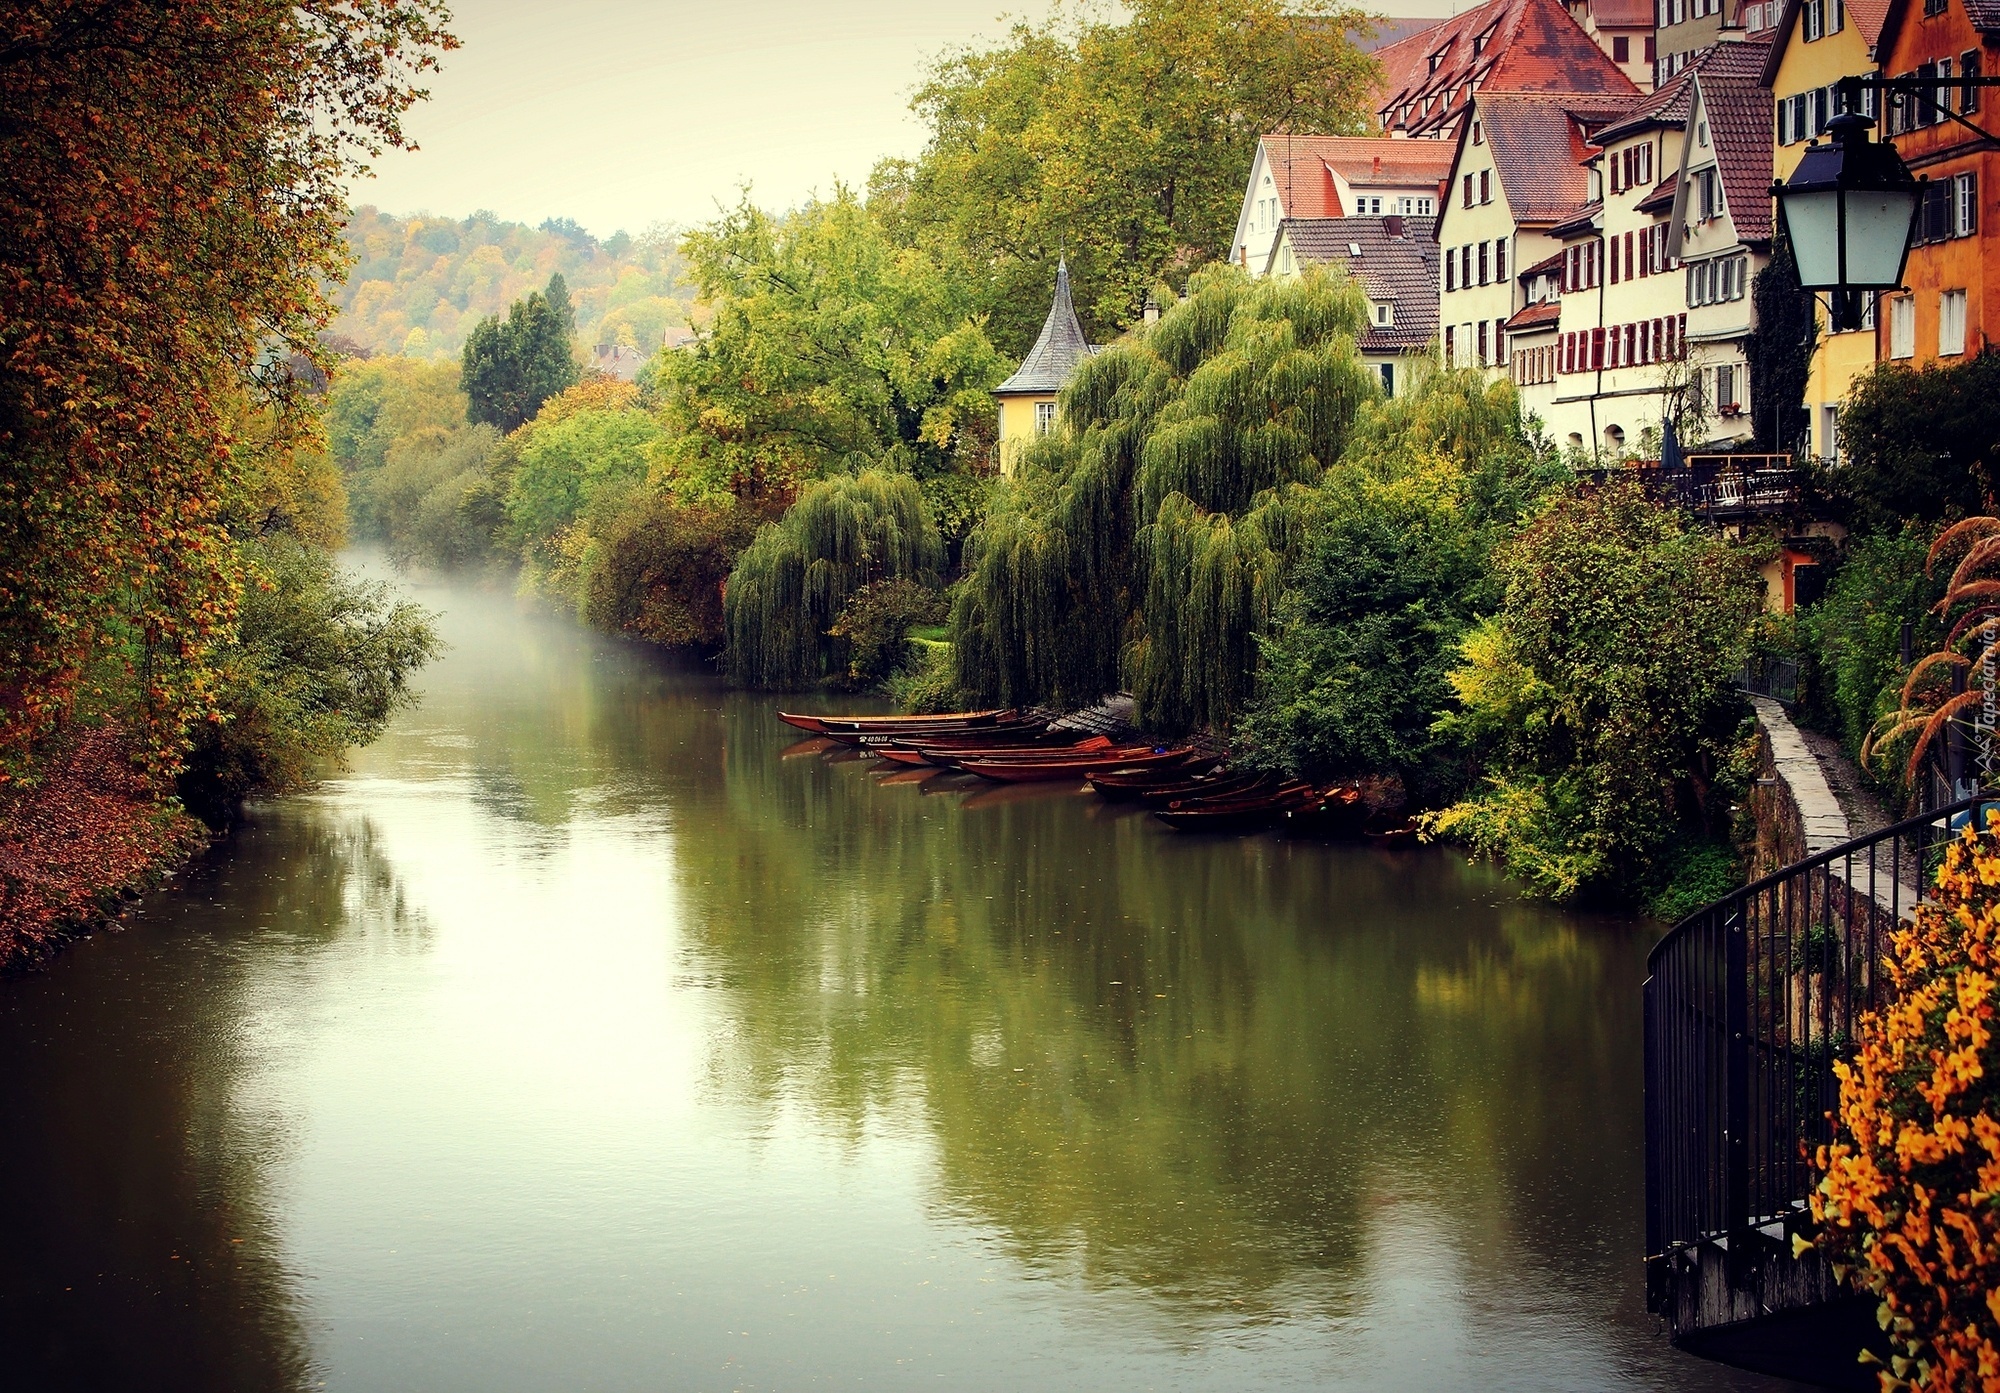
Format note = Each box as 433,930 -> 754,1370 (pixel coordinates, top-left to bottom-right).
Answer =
0,569 -> 1803,1391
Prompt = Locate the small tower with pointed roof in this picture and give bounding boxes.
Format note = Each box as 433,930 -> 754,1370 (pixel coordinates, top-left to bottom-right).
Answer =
993,259 -> 1097,476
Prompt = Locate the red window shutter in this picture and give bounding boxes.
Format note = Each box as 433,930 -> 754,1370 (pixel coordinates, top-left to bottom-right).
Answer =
1591,327 -> 1605,369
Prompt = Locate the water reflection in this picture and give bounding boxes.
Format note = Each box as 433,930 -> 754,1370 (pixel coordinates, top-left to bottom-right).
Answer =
0,574 -> 1802,1391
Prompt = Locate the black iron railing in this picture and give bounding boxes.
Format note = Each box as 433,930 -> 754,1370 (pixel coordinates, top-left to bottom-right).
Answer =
1644,794 -> 1995,1324
1737,655 -> 1801,705
1582,455 -> 1802,520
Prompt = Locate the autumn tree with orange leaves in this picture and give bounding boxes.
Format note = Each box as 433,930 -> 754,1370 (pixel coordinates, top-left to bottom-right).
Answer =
0,0 -> 455,783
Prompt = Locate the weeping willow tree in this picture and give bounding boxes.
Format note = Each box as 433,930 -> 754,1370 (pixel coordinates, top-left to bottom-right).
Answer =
725,470 -> 943,688
952,266 -> 1374,729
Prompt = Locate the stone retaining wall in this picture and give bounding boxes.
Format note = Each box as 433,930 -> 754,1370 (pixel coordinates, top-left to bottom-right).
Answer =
1745,695 -> 1850,884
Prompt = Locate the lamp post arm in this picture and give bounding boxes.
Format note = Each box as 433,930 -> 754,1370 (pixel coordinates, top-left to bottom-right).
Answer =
1836,74 -> 2000,150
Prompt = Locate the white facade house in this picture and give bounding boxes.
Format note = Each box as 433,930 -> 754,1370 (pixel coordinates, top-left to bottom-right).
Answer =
1232,136 -> 1454,278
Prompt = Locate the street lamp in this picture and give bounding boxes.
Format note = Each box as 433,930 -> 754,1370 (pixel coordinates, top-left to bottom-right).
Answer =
1770,111 -> 1921,331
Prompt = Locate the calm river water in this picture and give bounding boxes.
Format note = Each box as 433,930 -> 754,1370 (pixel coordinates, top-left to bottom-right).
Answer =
0,571 -> 1806,1392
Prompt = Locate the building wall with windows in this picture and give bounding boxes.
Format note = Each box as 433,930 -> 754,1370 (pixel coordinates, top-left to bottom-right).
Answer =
1764,0 -> 1887,462
1541,104 -> 1697,453
1436,111 -> 1527,371
1230,136 -> 1455,278
1668,39 -> 1777,445
1657,0 -> 1735,81
1873,0 -> 1999,371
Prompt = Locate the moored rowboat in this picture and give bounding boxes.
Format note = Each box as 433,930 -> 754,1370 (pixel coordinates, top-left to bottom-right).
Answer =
960,746 -> 1191,783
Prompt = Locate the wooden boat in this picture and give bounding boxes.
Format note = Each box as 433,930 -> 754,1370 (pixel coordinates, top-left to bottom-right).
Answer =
1082,756 -> 1223,793
1152,781 -> 1314,831
778,708 -> 1015,741
960,746 -> 1189,783
1128,770 -> 1275,808
924,735 -> 1116,770
1282,784 -> 1369,837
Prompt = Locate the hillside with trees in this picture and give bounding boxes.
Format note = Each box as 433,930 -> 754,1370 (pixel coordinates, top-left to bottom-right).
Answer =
332,207 -> 699,360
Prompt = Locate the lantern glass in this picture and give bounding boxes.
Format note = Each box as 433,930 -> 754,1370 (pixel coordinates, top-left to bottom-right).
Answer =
1841,187 -> 1923,287
1779,187 -> 1845,289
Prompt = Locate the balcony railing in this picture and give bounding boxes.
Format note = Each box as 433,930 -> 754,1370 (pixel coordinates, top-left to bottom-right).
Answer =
1582,455 -> 1802,519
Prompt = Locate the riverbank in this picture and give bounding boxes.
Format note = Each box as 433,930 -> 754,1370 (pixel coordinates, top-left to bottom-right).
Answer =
0,725 -> 209,973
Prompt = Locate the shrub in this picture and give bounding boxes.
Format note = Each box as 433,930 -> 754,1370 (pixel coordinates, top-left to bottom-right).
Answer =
1804,524 -> 1944,762
177,537 -> 439,823
886,640 -> 962,713
577,492 -> 755,650
829,578 -> 949,687
1425,481 -> 1759,901
1812,816 -> 2000,1391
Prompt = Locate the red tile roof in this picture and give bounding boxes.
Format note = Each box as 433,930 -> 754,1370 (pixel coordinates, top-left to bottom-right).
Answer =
1504,299 -> 1565,331
1590,0 -> 1659,25
1473,92 -> 1635,223
1257,135 -> 1457,220
1691,38 -> 1777,242
1592,63 -> 1699,144
1637,170 -> 1680,213
1375,0 -> 1637,135
1518,248 -> 1567,277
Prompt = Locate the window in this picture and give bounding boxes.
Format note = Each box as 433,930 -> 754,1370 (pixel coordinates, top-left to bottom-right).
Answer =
1376,302 -> 1391,325
1610,234 -> 1621,283
1380,362 -> 1395,396
1805,0 -> 1822,39
1822,404 -> 1840,465
1716,364 -> 1739,413
1942,289 -> 1968,356
1445,250 -> 1457,292
1494,239 -> 1506,280
1478,320 -> 1489,364
1035,401 -> 1057,435
1957,172 -> 1980,236
1890,294 -> 1915,359
1463,174 -> 1474,208
1924,0 -> 1948,14
1614,35 -> 1630,61
1472,120 -> 1484,145
1478,242 -> 1489,285
1645,35 -> 1657,62
1920,180 -> 1951,243
1445,324 -> 1456,364
1479,170 -> 1491,204
1967,52 -> 1983,113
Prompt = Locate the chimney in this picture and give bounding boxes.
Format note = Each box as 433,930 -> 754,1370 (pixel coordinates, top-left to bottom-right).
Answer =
1372,154 -> 1382,176
1384,215 -> 1405,238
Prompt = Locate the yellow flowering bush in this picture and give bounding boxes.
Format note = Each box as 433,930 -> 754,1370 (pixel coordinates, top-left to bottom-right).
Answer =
1814,814 -> 2000,1391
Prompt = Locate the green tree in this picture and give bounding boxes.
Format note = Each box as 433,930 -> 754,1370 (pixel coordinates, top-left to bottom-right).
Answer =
505,406 -> 664,546
461,274 -> 581,432
951,266 -> 1374,729
725,471 -> 944,688
1236,368 -> 1560,798
1426,482 -> 1758,902
871,0 -> 1377,353
656,191 -> 1005,506
1839,351 -> 2000,531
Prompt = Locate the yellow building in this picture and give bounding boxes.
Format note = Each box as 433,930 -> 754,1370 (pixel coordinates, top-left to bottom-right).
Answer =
1760,0 -> 1888,463
994,260 -> 1096,476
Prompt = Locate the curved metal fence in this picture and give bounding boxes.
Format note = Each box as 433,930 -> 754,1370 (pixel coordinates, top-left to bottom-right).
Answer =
1644,794 -> 1995,1325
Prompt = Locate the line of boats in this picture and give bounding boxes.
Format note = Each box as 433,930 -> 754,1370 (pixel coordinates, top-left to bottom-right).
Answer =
776,707 -> 1408,837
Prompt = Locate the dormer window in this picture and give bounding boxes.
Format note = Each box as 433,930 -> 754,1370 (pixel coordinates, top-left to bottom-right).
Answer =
1472,120 -> 1484,145
1376,303 -> 1393,325
1429,46 -> 1448,72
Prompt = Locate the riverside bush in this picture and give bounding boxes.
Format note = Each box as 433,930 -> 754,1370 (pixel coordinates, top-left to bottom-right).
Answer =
1426,481 -> 1758,902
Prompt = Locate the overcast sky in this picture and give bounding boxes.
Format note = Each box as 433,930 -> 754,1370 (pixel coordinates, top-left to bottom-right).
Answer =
350,0 -> 1447,239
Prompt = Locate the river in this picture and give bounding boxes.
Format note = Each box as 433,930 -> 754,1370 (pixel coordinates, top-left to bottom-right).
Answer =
0,570 -> 1805,1391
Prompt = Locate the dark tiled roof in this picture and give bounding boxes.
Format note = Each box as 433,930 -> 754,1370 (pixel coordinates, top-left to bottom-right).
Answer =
1376,0 -> 1636,135
1364,16 -> 1452,52
1476,92 -> 1634,222
1637,170 -> 1679,213
1258,135 -> 1456,219
995,260 -> 1096,395
1280,216 -> 1441,351
1505,299 -> 1564,331
1550,197 -> 1605,237
1518,247 -> 1566,277
1692,38 -> 1777,242
1593,64 -> 1699,144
